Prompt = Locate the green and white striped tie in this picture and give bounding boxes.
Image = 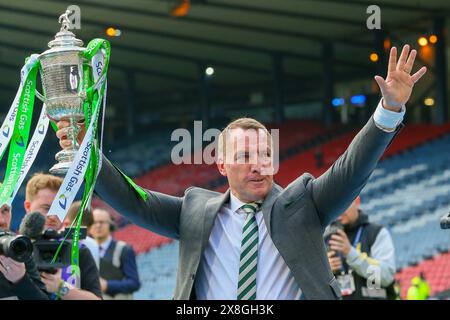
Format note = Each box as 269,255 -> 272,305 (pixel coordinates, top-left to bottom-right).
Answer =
237,202 -> 261,300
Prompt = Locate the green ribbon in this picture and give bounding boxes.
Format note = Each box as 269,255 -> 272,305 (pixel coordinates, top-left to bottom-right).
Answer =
0,64 -> 38,204
51,38 -> 148,281
112,163 -> 149,201
66,39 -> 110,280
49,39 -> 108,280
70,38 -> 149,275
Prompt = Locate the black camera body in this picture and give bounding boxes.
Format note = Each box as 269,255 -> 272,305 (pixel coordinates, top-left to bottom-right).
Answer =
0,228 -> 33,263
33,227 -> 87,274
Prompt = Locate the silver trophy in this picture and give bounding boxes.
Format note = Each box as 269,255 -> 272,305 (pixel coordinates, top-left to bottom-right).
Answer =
37,10 -> 85,175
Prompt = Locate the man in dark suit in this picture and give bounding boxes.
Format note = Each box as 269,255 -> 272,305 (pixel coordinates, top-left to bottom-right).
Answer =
56,45 -> 426,299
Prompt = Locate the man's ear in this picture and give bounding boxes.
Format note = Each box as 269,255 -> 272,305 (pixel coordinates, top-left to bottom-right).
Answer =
24,200 -> 31,213
216,160 -> 227,177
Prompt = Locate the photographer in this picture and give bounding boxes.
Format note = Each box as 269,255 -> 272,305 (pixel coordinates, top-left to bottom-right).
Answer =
24,173 -> 102,300
325,197 -> 397,300
0,203 -> 49,300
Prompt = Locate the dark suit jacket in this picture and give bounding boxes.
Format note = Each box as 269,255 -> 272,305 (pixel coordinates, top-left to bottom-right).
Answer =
95,117 -> 400,299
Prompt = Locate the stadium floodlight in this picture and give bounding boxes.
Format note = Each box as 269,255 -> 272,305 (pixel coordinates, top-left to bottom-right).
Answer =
418,36 -> 428,47
429,35 -> 438,44
351,94 -> 366,106
332,98 -> 345,107
424,98 -> 435,106
370,52 -> 379,62
205,67 -> 215,77
106,27 -> 121,37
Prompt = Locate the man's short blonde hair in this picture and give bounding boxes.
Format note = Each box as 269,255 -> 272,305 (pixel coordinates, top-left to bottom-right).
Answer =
25,172 -> 63,201
217,117 -> 271,162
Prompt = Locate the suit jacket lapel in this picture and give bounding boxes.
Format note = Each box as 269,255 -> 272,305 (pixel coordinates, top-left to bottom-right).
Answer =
200,190 -> 230,252
261,183 -> 281,233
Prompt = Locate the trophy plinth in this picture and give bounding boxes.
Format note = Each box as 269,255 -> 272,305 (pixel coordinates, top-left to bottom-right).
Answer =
49,152 -> 76,176
38,10 -> 86,176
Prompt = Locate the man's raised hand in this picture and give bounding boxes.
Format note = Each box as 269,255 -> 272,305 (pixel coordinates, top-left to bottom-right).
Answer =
374,45 -> 427,112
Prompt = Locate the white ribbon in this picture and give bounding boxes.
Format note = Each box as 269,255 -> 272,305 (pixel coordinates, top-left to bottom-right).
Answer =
47,105 -> 97,221
8,105 -> 50,205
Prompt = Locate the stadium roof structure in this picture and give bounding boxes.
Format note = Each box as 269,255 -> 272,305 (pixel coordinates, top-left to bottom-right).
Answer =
0,0 -> 449,119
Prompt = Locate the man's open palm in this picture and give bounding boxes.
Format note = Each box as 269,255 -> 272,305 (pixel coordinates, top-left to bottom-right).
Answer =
375,45 -> 427,111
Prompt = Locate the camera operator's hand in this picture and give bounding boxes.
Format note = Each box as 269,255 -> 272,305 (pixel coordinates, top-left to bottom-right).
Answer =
41,269 -> 63,293
328,229 -> 352,257
56,120 -> 86,149
327,251 -> 343,273
0,256 -> 26,283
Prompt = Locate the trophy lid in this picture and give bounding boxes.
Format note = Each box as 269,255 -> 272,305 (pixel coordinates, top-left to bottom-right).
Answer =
45,10 -> 83,51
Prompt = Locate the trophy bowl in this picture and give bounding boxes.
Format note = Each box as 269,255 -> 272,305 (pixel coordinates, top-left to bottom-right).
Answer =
38,11 -> 86,176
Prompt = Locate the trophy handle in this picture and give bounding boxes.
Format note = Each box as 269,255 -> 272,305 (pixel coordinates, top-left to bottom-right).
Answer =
35,89 -> 47,103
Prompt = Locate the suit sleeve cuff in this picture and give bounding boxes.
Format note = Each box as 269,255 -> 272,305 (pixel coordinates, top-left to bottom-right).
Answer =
373,99 -> 405,132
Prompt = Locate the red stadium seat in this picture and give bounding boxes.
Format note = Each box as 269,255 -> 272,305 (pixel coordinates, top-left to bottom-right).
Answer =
397,252 -> 450,299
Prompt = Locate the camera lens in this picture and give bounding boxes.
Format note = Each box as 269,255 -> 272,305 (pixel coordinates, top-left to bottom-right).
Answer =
11,238 -> 28,254
9,236 -> 33,262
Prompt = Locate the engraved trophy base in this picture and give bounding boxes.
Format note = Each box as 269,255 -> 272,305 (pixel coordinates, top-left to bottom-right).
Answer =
49,148 -> 77,176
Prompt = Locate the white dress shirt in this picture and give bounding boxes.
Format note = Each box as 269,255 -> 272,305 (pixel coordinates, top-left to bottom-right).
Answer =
99,235 -> 113,258
195,101 -> 404,299
196,192 -> 302,300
